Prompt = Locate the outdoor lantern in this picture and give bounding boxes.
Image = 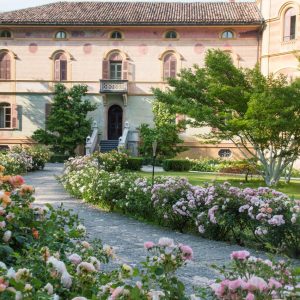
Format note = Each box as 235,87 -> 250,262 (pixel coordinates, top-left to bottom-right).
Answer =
152,140 -> 158,157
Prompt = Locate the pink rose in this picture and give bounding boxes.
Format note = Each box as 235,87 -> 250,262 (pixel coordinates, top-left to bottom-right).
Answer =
230,250 -> 250,260
247,276 -> 268,292
179,244 -> 193,260
144,241 -> 155,250
228,278 -> 244,291
268,278 -> 282,289
245,292 -> 255,300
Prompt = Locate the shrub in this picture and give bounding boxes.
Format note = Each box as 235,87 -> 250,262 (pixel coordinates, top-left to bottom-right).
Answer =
163,159 -> 191,171
49,153 -> 70,163
92,150 -> 128,172
61,157 -> 300,257
127,157 -> 143,171
197,250 -> 300,300
25,144 -> 52,170
189,158 -> 220,172
0,153 -> 28,175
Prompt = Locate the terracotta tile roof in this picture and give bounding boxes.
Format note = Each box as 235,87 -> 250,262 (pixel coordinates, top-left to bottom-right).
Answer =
0,2 -> 263,26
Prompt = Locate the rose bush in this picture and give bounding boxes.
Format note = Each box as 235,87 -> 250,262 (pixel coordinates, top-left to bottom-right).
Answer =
0,145 -> 51,175
195,250 -> 300,300
61,156 -> 300,257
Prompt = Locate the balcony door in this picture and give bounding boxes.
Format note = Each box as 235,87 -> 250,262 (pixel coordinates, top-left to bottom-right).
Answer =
108,105 -> 123,140
110,61 -> 122,80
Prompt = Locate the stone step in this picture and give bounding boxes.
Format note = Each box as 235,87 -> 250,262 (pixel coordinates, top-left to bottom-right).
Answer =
99,140 -> 119,153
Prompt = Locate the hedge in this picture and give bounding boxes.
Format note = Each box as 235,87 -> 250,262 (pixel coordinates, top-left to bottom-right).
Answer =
163,159 -> 191,171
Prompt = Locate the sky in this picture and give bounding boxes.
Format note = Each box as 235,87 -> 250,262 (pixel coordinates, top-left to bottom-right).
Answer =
0,0 -> 252,12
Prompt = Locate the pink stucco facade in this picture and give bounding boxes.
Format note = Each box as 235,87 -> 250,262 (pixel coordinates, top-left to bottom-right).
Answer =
0,1 -> 299,163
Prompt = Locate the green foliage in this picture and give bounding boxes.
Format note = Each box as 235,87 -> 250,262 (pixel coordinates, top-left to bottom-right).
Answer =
32,84 -> 96,156
92,150 -> 128,172
139,101 -> 185,159
49,154 -> 70,163
163,159 -> 191,171
153,49 -> 300,186
127,157 -> 143,171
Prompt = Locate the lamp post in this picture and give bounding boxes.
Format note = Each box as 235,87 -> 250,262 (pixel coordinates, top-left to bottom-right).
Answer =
152,140 -> 157,186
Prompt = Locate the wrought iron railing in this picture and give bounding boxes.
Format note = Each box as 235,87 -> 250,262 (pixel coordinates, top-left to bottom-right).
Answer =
100,80 -> 128,93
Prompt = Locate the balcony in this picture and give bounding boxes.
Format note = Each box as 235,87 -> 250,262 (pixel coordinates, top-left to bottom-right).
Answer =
100,80 -> 128,94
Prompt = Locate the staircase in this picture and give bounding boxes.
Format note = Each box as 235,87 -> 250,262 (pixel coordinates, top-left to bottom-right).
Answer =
99,140 -> 119,153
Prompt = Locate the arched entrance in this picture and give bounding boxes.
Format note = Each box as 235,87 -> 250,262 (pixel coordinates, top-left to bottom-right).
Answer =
107,105 -> 123,140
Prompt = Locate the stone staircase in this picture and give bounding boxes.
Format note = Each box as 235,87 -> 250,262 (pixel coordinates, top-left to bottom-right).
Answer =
99,140 -> 119,153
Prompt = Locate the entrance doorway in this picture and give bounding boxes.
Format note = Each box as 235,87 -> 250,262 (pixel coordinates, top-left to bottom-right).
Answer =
107,105 -> 123,140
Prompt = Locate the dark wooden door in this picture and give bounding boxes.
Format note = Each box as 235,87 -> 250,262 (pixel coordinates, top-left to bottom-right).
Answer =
108,105 -> 123,140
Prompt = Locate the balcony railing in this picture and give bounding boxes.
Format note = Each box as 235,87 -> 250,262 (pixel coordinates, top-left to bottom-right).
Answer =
100,80 -> 128,94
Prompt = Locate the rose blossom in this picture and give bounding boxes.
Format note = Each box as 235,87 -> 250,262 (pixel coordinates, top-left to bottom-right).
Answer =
144,241 -> 155,250
44,283 -> 54,295
158,237 -> 174,247
245,292 -> 255,300
68,253 -> 82,265
230,250 -> 250,260
3,230 -> 12,243
246,276 -> 268,292
179,244 -> 193,260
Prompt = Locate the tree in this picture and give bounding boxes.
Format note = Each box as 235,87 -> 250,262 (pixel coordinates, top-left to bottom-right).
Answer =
32,84 -> 96,156
139,101 -> 185,159
153,49 -> 300,186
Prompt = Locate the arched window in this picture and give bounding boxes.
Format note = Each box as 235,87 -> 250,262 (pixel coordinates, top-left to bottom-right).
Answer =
54,52 -> 67,81
284,8 -> 297,41
165,30 -> 178,39
163,53 -> 177,80
0,102 -> 11,128
221,30 -> 234,39
0,30 -> 12,38
55,31 -> 67,39
110,31 -> 123,40
0,52 -> 11,80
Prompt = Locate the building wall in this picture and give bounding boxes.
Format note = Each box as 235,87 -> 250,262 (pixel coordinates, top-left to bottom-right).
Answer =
259,0 -> 300,77
0,24 -> 260,157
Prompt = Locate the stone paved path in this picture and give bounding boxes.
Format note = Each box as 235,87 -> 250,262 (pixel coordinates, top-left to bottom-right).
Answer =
24,163 -> 266,290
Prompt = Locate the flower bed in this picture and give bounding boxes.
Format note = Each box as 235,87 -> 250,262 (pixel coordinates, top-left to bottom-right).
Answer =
0,145 -> 52,175
1,164 -> 299,299
61,156 -> 300,257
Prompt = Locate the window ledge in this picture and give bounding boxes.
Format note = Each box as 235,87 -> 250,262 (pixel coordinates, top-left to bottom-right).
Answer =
0,128 -> 16,131
281,39 -> 297,45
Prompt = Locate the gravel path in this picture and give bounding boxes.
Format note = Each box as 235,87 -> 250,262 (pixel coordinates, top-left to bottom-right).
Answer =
24,163 -> 266,290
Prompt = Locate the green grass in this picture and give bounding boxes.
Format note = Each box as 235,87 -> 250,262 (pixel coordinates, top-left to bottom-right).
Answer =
137,171 -> 300,199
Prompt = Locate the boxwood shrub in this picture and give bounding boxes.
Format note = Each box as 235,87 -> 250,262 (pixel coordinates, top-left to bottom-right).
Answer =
163,159 -> 191,171
127,157 -> 143,171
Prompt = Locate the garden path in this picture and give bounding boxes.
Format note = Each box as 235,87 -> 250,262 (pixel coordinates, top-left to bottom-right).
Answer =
24,163 -> 264,290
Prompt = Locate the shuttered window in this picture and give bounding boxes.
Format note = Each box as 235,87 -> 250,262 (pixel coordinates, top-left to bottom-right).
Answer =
0,52 -> 11,80
163,54 -> 177,80
0,102 -> 11,128
54,53 -> 67,81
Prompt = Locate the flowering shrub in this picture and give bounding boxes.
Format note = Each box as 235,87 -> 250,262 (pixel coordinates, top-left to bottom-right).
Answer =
196,250 -> 300,300
0,145 -> 51,175
92,150 -> 128,172
62,156 -> 300,257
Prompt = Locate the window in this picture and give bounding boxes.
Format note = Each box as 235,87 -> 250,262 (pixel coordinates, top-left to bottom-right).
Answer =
0,52 -> 11,80
284,8 -> 297,41
0,103 -> 11,128
0,30 -> 12,38
163,53 -> 177,80
221,30 -> 234,39
165,30 -> 178,39
110,61 -> 122,80
55,31 -> 67,39
110,31 -> 122,39
54,53 -> 67,81
218,149 -> 232,158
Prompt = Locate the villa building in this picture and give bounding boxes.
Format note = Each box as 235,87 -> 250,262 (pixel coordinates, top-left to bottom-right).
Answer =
0,1 -> 299,160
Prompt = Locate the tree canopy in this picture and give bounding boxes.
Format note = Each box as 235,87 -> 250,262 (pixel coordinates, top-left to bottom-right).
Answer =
153,49 -> 300,186
32,84 -> 96,156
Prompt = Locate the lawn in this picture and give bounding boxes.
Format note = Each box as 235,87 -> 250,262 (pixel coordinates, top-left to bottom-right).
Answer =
137,171 -> 300,199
